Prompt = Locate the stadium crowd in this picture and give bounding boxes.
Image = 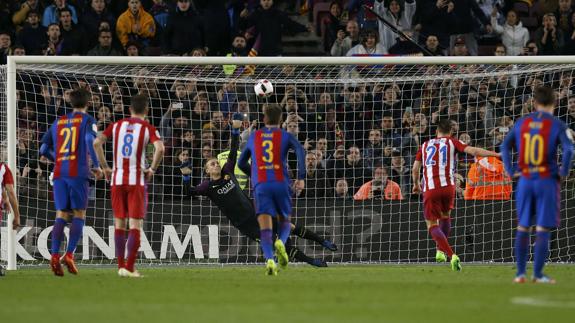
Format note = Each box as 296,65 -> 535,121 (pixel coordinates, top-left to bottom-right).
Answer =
3,0 -> 575,202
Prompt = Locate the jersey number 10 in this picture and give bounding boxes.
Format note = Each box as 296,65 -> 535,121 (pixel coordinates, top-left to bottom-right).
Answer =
523,133 -> 544,166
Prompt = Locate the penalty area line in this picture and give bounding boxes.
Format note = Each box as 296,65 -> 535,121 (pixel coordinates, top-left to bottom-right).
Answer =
511,297 -> 575,308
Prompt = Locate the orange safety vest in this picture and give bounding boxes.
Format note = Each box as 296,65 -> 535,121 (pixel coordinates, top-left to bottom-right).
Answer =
464,157 -> 512,200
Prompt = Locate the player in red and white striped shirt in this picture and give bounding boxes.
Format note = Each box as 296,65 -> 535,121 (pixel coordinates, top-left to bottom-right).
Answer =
412,120 -> 499,271
93,95 -> 165,278
0,163 -> 20,275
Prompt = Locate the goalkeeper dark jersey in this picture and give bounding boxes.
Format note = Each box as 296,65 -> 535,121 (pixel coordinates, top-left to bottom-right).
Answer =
187,132 -> 255,227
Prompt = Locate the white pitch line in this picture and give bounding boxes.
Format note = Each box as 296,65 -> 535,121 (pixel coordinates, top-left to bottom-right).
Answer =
511,297 -> 575,308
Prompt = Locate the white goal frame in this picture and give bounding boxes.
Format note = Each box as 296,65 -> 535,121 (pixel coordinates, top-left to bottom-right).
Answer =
5,55 -> 575,270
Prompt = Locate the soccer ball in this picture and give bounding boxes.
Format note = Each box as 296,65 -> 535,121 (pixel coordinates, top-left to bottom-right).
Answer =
254,79 -> 274,97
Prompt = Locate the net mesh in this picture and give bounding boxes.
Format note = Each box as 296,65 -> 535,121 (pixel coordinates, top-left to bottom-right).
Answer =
2,61 -> 575,265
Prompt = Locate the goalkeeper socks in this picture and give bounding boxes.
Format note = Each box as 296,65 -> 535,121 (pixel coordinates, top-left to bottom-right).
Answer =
115,228 -> 127,269
126,229 -> 141,272
292,225 -> 324,244
429,225 -> 453,257
533,231 -> 551,278
66,218 -> 85,256
287,244 -> 313,264
51,217 -> 67,256
515,230 -> 530,277
259,229 -> 274,260
278,220 -> 292,245
439,218 -> 451,238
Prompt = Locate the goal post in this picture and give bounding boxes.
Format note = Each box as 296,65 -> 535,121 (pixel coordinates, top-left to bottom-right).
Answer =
3,55 -> 575,270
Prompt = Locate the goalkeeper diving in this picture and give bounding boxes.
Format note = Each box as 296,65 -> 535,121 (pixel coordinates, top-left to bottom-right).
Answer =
185,113 -> 337,267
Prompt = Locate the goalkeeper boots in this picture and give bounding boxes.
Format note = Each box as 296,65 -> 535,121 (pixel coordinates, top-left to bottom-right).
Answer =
274,239 -> 289,269
61,253 -> 79,275
322,240 -> 338,251
450,254 -> 462,272
435,250 -> 447,263
265,259 -> 278,276
50,254 -> 64,277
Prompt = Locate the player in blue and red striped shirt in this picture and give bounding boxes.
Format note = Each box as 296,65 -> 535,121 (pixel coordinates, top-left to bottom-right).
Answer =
238,104 -> 306,275
40,88 -> 102,276
501,86 -> 574,284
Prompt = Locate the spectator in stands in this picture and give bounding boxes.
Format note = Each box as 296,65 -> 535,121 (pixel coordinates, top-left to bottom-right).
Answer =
12,0 -> 45,30
389,149 -> 409,194
322,1 -> 344,53
363,129 -> 384,170
198,0 -> 232,56
16,10 -> 46,55
491,8 -> 529,56
87,29 -> 122,56
0,32 -> 10,64
42,23 -> 66,55
96,105 -> 112,131
556,0 -> 573,37
565,96 -> 575,130
418,0 -> 456,52
299,151 -> 329,198
353,166 -> 403,201
43,0 -> 78,27
494,44 -> 506,56
380,113 -> 401,148
150,0 -> 170,32
388,30 -> 422,55
10,45 -> 26,56
535,13 -> 565,55
191,96 -> 210,132
380,84 -> 402,126
451,36 -> 469,56
346,29 -> 387,56
59,8 -> 86,55
373,0 -> 416,51
449,0 -> 492,56
521,40 -> 539,56
334,178 -> 352,199
422,34 -> 443,56
240,0 -> 310,56
116,0 -> 156,48
563,11 -> 575,54
229,34 -> 248,56
125,40 -> 140,56
204,111 -> 230,143
162,0 -> 203,56
81,0 -> 116,46
328,145 -> 369,193
347,0 -> 378,31
160,103 -> 190,139
330,20 -> 360,56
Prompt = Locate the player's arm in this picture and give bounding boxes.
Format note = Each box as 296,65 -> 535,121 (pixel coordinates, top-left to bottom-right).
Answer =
223,114 -> 243,174
288,133 -> 306,192
5,183 -> 20,229
93,133 -> 111,178
85,130 -> 100,170
499,129 -> 517,177
185,180 -> 209,197
147,140 -> 165,178
559,124 -> 575,178
39,129 -> 54,162
411,160 -> 422,194
237,135 -> 253,177
463,146 -> 500,158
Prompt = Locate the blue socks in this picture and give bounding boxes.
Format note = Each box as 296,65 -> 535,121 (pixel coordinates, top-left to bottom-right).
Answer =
534,231 -> 550,279
51,218 -> 67,256
515,230 -> 530,277
260,229 -> 274,260
66,218 -> 85,255
278,220 -> 291,245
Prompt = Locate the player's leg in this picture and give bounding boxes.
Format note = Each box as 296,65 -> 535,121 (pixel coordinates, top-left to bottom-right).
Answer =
434,211 -> 451,263
254,183 -> 278,275
285,241 -> 328,267
50,179 -> 71,276
111,186 -> 129,271
514,177 -> 534,283
60,179 -> 90,274
274,184 -> 293,269
123,186 -> 146,277
424,190 -> 455,266
291,223 -> 337,251
532,179 -> 560,283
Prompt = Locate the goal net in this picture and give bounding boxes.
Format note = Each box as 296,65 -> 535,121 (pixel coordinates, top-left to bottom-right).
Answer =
2,57 -> 575,267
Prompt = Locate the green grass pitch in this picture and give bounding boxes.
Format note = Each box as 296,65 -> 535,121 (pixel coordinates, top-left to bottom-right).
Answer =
1,265 -> 574,323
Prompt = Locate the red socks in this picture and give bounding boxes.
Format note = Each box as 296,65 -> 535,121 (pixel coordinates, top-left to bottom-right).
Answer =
429,225 -> 454,257
115,228 -> 126,269
126,229 -> 141,272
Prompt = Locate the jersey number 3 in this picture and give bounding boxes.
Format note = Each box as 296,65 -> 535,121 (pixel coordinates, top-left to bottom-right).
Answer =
59,127 -> 77,154
262,140 -> 274,163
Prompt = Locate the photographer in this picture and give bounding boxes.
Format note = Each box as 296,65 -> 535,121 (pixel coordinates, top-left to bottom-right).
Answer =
353,166 -> 403,201
330,20 -> 360,56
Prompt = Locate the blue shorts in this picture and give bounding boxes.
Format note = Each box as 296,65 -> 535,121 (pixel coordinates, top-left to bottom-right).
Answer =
516,177 -> 561,228
253,182 -> 292,218
53,177 -> 89,211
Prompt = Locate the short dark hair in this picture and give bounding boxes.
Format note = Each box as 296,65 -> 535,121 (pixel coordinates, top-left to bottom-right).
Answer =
69,88 -> 90,109
533,86 -> 556,107
58,7 -> 72,17
263,104 -> 283,125
131,94 -> 149,114
437,119 -> 452,135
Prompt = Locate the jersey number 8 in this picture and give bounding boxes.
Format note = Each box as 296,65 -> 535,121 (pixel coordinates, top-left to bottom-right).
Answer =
122,134 -> 134,158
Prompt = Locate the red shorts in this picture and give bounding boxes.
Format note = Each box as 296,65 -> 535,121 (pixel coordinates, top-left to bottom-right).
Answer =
423,185 -> 455,221
111,185 -> 148,219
